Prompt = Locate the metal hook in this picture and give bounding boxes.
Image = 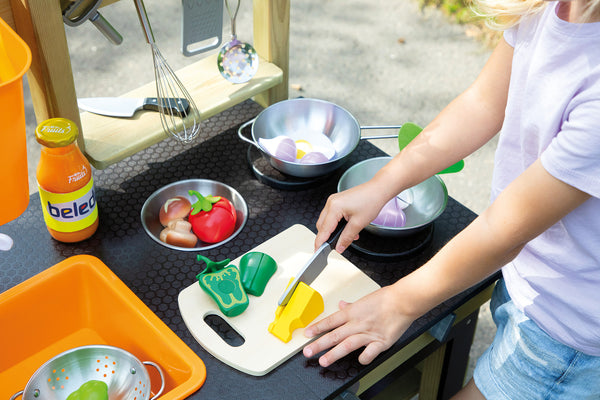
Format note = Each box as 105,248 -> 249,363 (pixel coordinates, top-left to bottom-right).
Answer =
224,0 -> 241,38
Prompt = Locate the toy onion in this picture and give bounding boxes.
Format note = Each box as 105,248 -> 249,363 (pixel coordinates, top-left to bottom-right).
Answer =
299,151 -> 330,164
258,136 -> 297,162
372,197 -> 407,227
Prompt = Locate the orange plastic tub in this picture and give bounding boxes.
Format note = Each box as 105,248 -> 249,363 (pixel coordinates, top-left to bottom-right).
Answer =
0,255 -> 206,399
0,17 -> 32,225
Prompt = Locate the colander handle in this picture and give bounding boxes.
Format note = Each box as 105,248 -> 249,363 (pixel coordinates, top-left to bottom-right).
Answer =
144,361 -> 165,400
9,390 -> 23,400
237,119 -> 260,149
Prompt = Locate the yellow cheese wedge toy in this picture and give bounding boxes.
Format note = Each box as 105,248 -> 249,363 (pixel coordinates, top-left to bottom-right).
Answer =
268,280 -> 324,343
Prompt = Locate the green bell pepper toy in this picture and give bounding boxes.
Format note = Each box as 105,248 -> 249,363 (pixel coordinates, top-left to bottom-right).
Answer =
196,254 -> 249,317
66,380 -> 108,400
238,252 -> 277,296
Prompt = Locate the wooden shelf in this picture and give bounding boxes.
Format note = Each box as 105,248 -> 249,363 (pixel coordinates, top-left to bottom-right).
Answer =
81,53 -> 283,169
2,0 -> 288,169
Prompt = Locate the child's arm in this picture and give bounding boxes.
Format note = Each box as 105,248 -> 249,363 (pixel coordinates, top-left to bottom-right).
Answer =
304,159 -> 591,367
315,38 -> 514,252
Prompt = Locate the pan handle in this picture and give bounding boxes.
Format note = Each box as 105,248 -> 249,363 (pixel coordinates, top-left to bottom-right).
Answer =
89,12 -> 123,45
144,361 -> 165,400
359,125 -> 403,140
9,390 -> 23,400
237,119 -> 261,149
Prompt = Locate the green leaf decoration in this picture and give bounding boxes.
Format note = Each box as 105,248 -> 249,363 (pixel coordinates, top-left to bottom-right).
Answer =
196,254 -> 232,274
189,190 -> 221,214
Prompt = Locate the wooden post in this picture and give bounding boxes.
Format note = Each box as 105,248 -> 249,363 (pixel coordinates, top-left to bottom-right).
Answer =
9,0 -> 83,150
419,344 -> 446,399
253,0 -> 289,107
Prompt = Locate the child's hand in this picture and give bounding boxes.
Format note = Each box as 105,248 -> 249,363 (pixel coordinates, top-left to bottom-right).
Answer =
314,181 -> 386,253
302,285 -> 414,367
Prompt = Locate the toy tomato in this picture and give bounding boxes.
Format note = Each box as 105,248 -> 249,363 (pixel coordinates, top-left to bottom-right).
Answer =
188,190 -> 237,243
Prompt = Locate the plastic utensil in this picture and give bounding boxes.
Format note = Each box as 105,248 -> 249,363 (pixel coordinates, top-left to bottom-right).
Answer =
134,0 -> 201,143
217,0 -> 259,83
277,219 -> 347,307
397,122 -> 465,174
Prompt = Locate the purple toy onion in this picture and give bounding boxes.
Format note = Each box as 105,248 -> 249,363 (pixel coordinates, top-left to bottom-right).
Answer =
371,197 -> 407,227
299,151 -> 330,164
258,136 -> 297,162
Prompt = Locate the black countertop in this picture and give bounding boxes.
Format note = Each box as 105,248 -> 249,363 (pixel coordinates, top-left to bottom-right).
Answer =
0,100 -> 494,399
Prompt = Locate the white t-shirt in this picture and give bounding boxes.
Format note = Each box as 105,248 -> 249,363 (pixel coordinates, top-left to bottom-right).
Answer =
493,1 -> 600,356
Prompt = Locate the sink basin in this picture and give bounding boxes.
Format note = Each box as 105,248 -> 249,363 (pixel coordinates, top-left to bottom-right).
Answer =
0,255 -> 206,399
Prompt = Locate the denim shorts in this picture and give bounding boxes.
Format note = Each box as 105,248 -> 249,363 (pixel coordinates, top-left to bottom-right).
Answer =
473,279 -> 600,399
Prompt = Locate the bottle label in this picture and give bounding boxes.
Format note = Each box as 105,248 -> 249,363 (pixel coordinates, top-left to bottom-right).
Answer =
38,178 -> 98,233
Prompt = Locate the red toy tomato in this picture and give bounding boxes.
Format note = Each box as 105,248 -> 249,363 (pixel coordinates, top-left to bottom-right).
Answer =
188,190 -> 237,243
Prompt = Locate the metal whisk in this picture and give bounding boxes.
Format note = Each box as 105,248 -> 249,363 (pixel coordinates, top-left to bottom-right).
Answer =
134,0 -> 200,143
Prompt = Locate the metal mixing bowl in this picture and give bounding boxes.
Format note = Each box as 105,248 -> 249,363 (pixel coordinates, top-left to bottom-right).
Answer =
238,98 -> 362,178
338,157 -> 448,237
141,179 -> 248,251
10,345 -> 164,400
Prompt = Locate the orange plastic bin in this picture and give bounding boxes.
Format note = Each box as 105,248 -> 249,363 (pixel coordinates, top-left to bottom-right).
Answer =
0,255 -> 206,399
0,17 -> 32,225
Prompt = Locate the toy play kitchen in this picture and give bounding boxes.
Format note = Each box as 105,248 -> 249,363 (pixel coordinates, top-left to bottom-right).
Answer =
0,1 -> 498,399
1,100 -> 499,398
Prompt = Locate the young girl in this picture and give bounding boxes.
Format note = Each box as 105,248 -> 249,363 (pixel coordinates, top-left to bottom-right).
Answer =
303,0 -> 600,398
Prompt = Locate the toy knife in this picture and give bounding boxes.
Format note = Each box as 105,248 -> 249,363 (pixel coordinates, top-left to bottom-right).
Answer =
277,219 -> 348,307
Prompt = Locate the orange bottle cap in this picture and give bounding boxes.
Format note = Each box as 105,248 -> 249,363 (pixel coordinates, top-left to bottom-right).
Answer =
35,118 -> 78,148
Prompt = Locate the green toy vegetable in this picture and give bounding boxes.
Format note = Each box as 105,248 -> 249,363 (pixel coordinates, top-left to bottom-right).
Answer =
66,380 -> 108,400
238,252 -> 277,296
196,254 -> 248,317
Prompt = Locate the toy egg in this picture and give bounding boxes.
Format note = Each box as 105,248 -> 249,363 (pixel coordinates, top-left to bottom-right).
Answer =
291,131 -> 336,160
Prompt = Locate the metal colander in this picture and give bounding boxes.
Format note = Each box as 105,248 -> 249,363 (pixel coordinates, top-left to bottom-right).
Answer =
10,345 -> 165,400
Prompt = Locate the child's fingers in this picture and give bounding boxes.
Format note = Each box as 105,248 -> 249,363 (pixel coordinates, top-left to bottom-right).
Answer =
317,333 -> 373,367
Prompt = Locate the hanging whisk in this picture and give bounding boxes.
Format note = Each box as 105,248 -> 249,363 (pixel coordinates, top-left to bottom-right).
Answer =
134,0 -> 200,143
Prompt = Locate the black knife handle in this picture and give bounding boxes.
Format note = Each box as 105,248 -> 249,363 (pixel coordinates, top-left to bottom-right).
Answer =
143,97 -> 190,117
326,219 -> 348,249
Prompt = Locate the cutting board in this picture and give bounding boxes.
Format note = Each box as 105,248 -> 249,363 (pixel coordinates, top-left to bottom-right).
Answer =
178,224 -> 381,376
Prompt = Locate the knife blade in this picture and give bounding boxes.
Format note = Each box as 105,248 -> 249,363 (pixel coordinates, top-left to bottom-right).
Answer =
277,219 -> 348,307
77,97 -> 190,118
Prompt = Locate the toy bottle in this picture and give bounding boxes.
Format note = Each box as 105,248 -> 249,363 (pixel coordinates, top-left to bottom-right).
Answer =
35,118 -> 99,242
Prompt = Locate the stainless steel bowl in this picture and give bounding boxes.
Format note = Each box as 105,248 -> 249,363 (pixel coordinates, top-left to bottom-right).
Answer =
238,98 -> 362,178
10,345 -> 164,400
141,179 -> 248,251
338,157 -> 448,237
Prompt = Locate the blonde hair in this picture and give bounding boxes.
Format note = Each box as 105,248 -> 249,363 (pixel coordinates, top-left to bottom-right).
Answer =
583,0 -> 600,22
470,0 -> 546,30
471,0 -> 600,30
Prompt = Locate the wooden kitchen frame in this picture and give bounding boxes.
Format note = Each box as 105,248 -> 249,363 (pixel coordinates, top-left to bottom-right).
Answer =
0,0 -> 289,169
